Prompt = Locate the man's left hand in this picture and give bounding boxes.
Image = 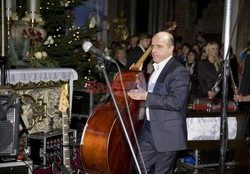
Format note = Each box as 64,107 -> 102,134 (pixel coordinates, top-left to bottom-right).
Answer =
128,87 -> 147,100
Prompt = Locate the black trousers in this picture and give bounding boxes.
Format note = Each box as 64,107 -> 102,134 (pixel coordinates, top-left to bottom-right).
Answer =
137,121 -> 177,174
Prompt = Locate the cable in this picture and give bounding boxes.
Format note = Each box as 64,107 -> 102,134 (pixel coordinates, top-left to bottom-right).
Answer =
21,160 -> 34,174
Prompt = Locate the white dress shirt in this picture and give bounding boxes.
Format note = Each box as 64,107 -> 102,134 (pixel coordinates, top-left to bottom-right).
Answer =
146,56 -> 172,121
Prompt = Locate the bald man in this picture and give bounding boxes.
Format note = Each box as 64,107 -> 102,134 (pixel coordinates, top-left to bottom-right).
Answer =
128,32 -> 190,174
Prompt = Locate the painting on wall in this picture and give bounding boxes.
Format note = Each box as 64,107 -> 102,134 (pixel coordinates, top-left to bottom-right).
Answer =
73,0 -> 105,30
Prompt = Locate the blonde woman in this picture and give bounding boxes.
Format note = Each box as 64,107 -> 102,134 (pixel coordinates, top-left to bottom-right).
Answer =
197,41 -> 221,98
107,46 -> 127,80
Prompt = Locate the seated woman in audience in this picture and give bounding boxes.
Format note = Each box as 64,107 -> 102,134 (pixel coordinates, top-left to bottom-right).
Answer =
197,41 -> 221,98
185,49 -> 199,103
107,46 -> 127,80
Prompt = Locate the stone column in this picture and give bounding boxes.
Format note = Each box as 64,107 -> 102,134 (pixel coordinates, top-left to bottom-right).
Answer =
167,0 -> 175,22
150,0 -> 158,34
129,0 -> 136,35
157,0 -> 164,31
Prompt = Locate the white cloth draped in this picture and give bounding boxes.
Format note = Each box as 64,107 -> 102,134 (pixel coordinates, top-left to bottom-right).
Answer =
187,117 -> 237,140
1,68 -> 78,116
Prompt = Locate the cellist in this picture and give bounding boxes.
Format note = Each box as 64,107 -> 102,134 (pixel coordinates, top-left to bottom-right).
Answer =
128,31 -> 190,173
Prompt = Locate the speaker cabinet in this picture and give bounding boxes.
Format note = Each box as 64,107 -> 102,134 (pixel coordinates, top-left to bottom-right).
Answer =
0,94 -> 20,156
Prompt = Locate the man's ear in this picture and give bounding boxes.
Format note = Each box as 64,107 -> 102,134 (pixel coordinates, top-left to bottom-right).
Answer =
170,45 -> 174,52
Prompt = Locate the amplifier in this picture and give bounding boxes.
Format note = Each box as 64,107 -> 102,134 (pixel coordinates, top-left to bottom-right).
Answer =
0,91 -> 20,157
192,149 -> 235,168
26,129 -> 77,166
0,160 -> 33,174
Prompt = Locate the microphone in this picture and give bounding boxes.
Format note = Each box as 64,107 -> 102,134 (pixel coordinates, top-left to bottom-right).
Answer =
82,41 -> 115,63
212,73 -> 223,93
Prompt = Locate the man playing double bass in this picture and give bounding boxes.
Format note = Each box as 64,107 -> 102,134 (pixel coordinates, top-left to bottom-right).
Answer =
128,31 -> 190,173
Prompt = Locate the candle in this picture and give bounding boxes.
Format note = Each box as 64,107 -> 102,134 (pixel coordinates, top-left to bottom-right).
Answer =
12,0 -> 16,12
5,0 -> 12,18
31,12 -> 36,20
6,10 -> 12,18
5,0 -> 12,9
30,0 -> 36,13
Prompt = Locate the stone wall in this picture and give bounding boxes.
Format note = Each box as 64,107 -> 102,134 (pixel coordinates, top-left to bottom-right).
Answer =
175,0 -> 224,44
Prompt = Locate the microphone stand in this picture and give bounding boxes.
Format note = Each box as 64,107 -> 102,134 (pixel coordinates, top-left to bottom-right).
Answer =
0,57 -> 7,86
212,73 -> 223,93
97,57 -> 142,174
1,0 -> 8,86
220,0 -> 232,173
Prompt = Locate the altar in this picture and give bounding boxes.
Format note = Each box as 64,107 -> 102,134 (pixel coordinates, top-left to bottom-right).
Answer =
1,68 -> 78,134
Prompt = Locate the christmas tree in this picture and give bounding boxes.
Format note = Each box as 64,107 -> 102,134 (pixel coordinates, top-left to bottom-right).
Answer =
15,0 -> 103,89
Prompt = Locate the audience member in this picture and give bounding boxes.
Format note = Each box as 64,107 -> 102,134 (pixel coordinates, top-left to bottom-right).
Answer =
109,41 -> 120,58
237,48 -> 250,112
107,46 -> 127,80
127,34 -> 139,51
175,43 -> 190,65
126,33 -> 151,71
195,31 -> 207,48
185,50 -> 200,103
235,49 -> 250,137
200,50 -> 207,60
192,44 -> 200,57
197,41 -> 221,98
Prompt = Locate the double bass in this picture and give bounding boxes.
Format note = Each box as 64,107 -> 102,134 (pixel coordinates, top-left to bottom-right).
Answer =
80,22 -> 177,174
80,56 -> 147,174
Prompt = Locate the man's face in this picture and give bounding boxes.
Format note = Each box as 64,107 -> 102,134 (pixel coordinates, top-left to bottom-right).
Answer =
116,50 -> 126,60
130,37 -> 139,48
151,34 -> 173,63
182,46 -> 190,55
140,38 -> 151,49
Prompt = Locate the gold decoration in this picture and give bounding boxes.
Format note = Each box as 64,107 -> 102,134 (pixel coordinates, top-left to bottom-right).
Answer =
113,12 -> 129,42
16,83 -> 62,134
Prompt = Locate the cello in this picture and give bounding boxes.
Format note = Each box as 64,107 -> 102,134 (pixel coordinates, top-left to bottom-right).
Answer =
80,22 -> 177,174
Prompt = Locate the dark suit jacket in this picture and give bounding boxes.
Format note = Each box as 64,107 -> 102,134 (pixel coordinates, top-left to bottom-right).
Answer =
126,45 -> 150,71
127,45 -> 144,69
145,57 -> 190,152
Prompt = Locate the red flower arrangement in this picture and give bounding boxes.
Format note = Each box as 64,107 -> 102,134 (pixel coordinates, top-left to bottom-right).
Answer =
22,28 -> 45,59
21,28 -> 56,66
